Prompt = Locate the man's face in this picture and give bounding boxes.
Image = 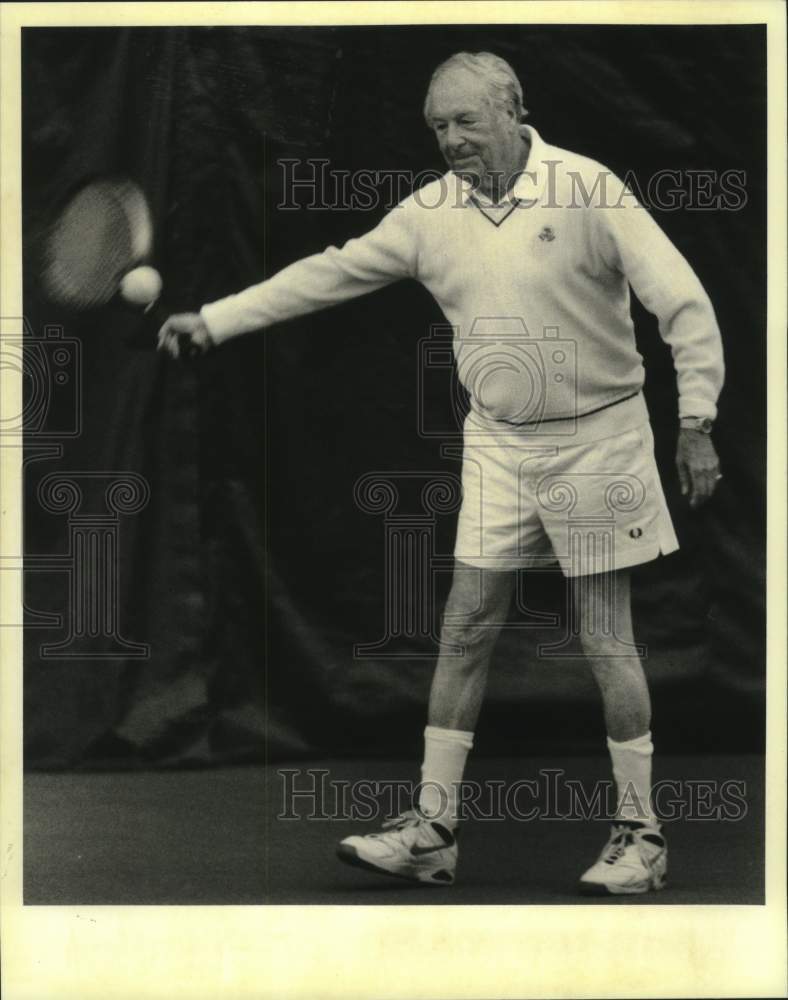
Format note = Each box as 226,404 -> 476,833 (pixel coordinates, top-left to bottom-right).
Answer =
426,68 -> 517,189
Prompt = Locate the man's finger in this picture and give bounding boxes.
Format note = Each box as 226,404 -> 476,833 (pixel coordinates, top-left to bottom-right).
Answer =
157,321 -> 179,351
705,469 -> 722,499
689,469 -> 718,509
687,467 -> 702,508
676,459 -> 690,497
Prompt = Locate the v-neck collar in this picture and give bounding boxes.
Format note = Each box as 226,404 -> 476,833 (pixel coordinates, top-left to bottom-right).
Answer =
467,195 -> 522,227
455,125 -> 550,225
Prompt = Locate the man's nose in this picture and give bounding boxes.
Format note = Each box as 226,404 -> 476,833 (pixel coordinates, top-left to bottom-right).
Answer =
444,123 -> 466,151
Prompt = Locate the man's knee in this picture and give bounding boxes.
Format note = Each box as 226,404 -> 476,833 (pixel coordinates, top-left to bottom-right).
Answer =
441,566 -> 513,652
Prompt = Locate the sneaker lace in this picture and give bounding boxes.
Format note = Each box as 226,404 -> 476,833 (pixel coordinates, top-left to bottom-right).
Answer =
353,811 -> 419,846
600,826 -> 634,865
379,809 -> 422,833
372,809 -> 453,852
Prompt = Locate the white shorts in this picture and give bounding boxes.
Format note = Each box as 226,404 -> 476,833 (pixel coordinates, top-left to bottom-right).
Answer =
454,411 -> 679,577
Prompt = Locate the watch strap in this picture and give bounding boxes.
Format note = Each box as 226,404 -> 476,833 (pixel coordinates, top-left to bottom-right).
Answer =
680,416 -> 714,433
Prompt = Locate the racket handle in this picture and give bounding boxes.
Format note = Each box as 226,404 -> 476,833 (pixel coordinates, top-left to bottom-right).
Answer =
119,296 -> 205,360
177,332 -> 203,360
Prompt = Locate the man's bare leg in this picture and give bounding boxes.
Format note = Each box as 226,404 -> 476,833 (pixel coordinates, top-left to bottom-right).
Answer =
428,563 -> 516,731
572,568 -> 651,742
573,568 -> 667,893
573,568 -> 657,824
419,563 -> 515,825
336,563 -> 514,882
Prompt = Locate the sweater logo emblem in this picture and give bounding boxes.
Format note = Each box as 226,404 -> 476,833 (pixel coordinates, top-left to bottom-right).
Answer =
629,527 -> 643,539
538,226 -> 556,242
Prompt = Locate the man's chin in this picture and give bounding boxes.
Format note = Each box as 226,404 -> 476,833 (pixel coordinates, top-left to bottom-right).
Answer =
450,164 -> 482,185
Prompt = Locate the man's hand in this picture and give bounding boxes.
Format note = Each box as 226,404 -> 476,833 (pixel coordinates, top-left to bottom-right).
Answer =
676,429 -> 722,509
157,313 -> 213,360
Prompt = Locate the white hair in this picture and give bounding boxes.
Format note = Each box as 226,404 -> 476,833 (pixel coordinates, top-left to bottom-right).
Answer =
424,51 -> 527,122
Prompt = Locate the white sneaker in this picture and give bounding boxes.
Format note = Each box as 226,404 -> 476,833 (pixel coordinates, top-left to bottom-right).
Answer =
337,810 -> 457,885
578,821 -> 667,895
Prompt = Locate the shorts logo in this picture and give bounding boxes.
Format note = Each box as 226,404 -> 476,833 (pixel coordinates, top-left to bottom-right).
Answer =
629,527 -> 643,539
538,226 -> 556,242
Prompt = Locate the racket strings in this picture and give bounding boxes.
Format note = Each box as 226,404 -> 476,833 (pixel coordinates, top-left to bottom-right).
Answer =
43,180 -> 151,309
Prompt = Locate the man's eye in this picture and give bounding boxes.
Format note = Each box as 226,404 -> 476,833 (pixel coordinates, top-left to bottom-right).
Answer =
458,119 -> 477,126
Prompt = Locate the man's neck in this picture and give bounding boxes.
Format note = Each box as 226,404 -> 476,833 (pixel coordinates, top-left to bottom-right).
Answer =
477,134 -> 532,204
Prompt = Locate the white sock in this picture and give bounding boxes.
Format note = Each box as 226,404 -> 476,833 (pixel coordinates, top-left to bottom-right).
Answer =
607,731 -> 658,824
419,725 -> 474,830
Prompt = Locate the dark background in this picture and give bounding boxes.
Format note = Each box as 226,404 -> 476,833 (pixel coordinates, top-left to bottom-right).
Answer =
21,24 -> 766,769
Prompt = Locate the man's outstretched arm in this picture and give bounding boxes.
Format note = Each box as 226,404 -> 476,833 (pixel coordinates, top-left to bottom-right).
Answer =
158,198 -> 420,357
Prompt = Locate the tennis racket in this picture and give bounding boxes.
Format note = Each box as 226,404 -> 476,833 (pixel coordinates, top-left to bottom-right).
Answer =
40,177 -> 183,351
43,178 -> 154,307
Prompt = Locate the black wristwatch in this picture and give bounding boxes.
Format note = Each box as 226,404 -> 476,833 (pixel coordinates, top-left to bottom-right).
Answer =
680,416 -> 714,434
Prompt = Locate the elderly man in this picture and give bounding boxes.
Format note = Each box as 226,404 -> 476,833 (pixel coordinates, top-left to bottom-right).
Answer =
159,51 -> 724,895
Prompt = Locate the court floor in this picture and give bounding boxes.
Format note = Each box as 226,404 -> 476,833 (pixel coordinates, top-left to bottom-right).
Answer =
24,754 -> 764,905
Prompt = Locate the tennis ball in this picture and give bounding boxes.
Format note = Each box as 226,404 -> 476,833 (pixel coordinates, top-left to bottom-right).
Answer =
119,266 -> 162,307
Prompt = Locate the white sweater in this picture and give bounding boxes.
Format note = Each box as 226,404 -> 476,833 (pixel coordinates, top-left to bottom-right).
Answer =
202,126 -> 724,434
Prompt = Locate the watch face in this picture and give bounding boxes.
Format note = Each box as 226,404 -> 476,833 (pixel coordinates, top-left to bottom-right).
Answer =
700,418 -> 713,432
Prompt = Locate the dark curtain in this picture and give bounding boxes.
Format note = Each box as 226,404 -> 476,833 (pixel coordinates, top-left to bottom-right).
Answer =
21,25 -> 766,768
